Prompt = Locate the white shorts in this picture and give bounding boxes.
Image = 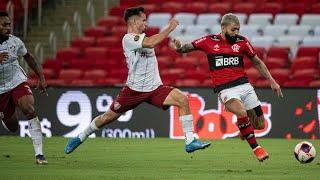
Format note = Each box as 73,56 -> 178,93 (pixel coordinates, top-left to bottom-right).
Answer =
218,83 -> 261,110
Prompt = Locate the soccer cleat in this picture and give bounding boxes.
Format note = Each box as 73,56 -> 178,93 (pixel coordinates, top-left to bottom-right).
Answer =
64,137 -> 82,154
185,139 -> 211,153
35,154 -> 48,165
253,146 -> 269,162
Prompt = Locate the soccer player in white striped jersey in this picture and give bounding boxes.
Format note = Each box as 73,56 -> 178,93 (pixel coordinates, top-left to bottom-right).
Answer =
65,7 -> 211,154
0,11 -> 48,164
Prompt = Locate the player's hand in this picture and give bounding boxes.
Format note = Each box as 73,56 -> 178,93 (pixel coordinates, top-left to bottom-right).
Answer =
270,80 -> 283,98
0,52 -> 9,63
167,19 -> 179,31
37,79 -> 48,96
169,38 -> 182,50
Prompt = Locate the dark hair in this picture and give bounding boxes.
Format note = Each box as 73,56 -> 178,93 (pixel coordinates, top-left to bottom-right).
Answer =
123,7 -> 144,22
0,11 -> 9,17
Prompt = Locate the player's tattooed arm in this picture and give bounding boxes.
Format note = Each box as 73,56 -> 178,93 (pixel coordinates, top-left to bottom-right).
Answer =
250,55 -> 283,97
173,39 -> 196,53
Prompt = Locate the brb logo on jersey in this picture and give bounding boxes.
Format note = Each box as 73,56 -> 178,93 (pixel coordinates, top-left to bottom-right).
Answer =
170,93 -> 272,139
215,56 -> 239,67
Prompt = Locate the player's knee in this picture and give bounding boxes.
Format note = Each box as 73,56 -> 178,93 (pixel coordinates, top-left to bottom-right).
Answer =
21,104 -> 36,119
177,94 -> 189,108
236,110 -> 247,118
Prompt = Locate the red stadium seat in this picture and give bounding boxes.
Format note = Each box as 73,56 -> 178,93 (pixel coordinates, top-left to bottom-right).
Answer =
120,0 -> 141,7
46,79 -> 67,86
69,59 -> 93,70
245,67 -> 261,83
157,56 -> 174,69
202,78 -> 213,87
264,57 -> 287,69
267,46 -> 290,63
109,6 -> 127,16
96,78 -> 125,86
292,69 -> 319,82
284,3 -> 308,16
254,79 -> 270,87
283,80 -> 310,87
291,57 -> 318,72
184,2 -> 208,14
56,48 -> 81,61
185,70 -> 209,82
59,69 -> 84,82
296,47 -> 320,58
42,59 -> 63,73
232,3 -> 256,15
71,37 -> 95,49
83,70 -> 108,79
309,80 -> 320,87
29,68 -> 56,79
110,26 -> 127,38
311,3 -> 320,13
160,68 -> 185,79
141,4 -> 158,15
97,16 -> 123,27
145,27 -> 159,36
159,2 -> 184,14
84,26 -> 108,38
108,70 -> 128,81
84,47 -> 108,60
158,46 -> 181,58
96,37 -> 121,47
254,47 -> 266,60
243,57 -> 253,69
70,79 -> 95,87
270,68 -> 291,85
174,57 -> 198,70
258,2 -> 283,16
208,3 -> 231,15
186,50 -> 206,60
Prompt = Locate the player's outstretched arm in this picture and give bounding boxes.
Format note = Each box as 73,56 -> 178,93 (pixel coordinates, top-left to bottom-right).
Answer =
250,55 -> 283,98
23,52 -> 47,95
143,19 -> 179,48
172,39 -> 196,53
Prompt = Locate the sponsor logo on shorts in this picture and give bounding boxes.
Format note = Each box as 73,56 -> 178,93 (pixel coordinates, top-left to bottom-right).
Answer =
114,101 -> 121,111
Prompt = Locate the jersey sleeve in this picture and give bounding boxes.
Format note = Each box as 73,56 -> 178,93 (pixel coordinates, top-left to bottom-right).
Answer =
243,39 -> 256,58
122,33 -> 146,51
191,36 -> 208,51
16,37 -> 28,56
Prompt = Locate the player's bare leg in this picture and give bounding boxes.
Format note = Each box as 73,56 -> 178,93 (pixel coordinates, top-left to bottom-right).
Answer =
225,98 -> 268,162
163,88 -> 210,153
64,109 -> 121,154
17,95 -> 47,165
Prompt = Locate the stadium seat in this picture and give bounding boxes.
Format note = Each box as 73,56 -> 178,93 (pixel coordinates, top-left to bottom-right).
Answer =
184,2 -> 208,14
274,13 -> 299,26
275,36 -> 302,51
283,79 -> 310,87
157,56 -> 174,69
84,26 -> 108,38
173,13 -> 197,26
159,2 -> 184,14
97,16 -> 122,27
96,37 -> 122,47
185,70 -> 209,82
69,59 -> 94,70
311,3 -> 320,14
145,27 -> 160,36
270,68 -> 291,85
71,37 -> 95,50
264,57 -> 287,69
46,79 -> 67,87
168,25 -> 185,38
110,26 -> 127,38
263,25 -> 288,38
160,68 -> 185,79
251,36 -> 275,49
175,79 -> 201,87
96,78 -> 125,86
254,79 -> 270,87
292,69 -> 318,82
70,79 -> 94,87
56,48 -> 81,62
254,47 -> 266,60
301,36 -> 320,47
314,25 -> 320,36
109,6 -> 127,16
196,13 -> 220,27
83,69 -> 108,80
296,46 -> 320,57
186,50 -> 206,60
309,80 -> 320,87
211,26 -> 221,34
208,3 -> 231,15
185,25 -> 210,38
300,14 -> 320,27
284,3 -> 308,16
248,14 -> 273,26
147,13 -> 172,28
245,68 -> 261,83
288,25 -> 312,36
84,47 -> 108,60
258,2 -> 283,16
43,59 -> 63,73
291,56 -> 318,71
59,69 -> 84,82
174,57 -> 198,70
232,3 -> 256,15
239,25 -> 261,39
267,46 -> 290,63
29,68 -> 56,79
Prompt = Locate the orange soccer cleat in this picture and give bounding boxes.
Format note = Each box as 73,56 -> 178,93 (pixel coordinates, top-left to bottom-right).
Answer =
253,146 -> 269,162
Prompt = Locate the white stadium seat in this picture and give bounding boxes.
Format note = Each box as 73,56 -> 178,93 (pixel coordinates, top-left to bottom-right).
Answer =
196,13 -> 220,27
233,13 -> 247,25
288,25 -> 313,36
168,25 -> 185,38
185,25 -> 210,38
302,36 -> 320,46
251,36 -> 275,49
173,13 -> 197,26
210,26 -> 221,34
314,26 -> 320,36
274,14 -> 299,26
300,14 -> 320,27
240,25 -> 261,39
248,13 -> 273,26
263,25 -> 288,38
147,13 -> 172,29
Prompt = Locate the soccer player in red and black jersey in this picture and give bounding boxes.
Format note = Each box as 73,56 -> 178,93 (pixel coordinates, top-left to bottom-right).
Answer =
173,13 -> 283,162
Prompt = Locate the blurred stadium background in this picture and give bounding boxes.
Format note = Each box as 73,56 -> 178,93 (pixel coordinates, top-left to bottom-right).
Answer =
0,0 -> 320,179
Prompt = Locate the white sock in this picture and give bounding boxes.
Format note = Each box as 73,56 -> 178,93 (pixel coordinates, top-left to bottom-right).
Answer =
78,116 -> 99,142
28,117 -> 43,156
180,114 -> 195,145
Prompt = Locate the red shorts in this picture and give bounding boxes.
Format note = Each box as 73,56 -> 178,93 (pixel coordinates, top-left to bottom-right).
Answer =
110,85 -> 174,113
0,82 -> 33,121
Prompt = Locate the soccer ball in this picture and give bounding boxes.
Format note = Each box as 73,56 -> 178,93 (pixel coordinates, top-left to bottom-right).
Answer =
294,141 -> 316,164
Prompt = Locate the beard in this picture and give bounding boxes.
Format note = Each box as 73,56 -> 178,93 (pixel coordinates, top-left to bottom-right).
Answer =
0,33 -> 9,42
225,33 -> 237,44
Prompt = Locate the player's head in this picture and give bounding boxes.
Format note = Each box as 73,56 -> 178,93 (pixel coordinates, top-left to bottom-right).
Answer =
124,7 -> 147,33
0,11 -> 10,39
221,13 -> 240,44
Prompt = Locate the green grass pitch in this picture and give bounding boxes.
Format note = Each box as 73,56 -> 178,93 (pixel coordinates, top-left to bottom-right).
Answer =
0,137 -> 319,180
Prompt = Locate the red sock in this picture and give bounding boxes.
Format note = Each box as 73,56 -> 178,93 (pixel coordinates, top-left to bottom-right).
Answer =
238,117 -> 258,149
